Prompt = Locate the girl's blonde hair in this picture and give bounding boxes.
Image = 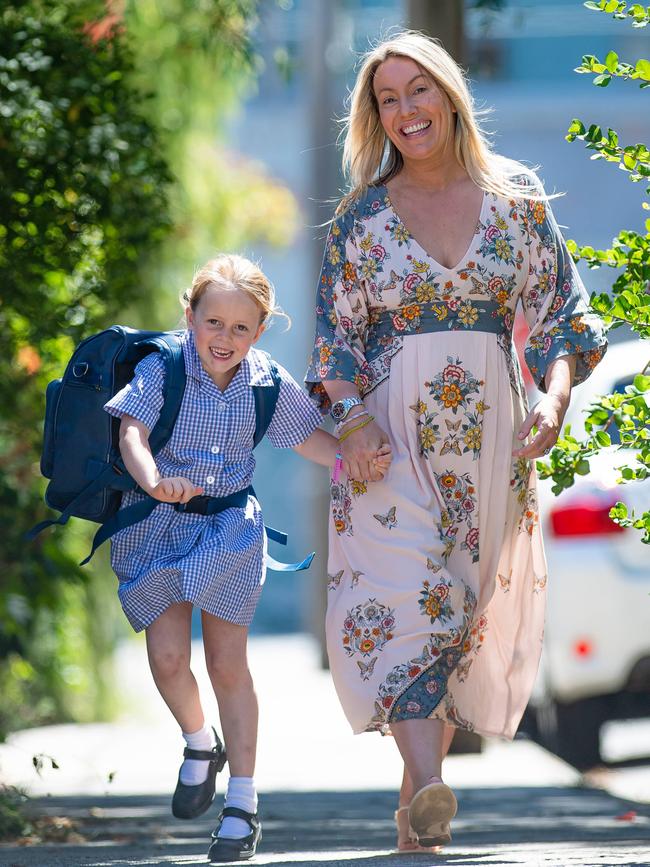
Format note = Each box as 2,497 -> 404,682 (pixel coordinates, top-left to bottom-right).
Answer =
182,253 -> 290,327
340,30 -> 544,211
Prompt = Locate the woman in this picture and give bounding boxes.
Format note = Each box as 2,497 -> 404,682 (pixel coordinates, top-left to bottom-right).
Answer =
305,31 -> 607,851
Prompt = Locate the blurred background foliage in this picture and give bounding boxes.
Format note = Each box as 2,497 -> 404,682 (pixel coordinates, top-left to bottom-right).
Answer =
0,0 -> 297,739
538,0 -> 650,542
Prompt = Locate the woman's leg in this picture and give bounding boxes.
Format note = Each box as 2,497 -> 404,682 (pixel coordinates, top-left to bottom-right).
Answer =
145,601 -> 204,732
391,718 -> 447,792
201,612 -> 257,778
398,724 -> 456,805
395,724 -> 455,849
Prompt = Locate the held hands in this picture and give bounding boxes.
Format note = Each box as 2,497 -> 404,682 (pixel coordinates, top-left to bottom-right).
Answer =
340,417 -> 392,482
512,393 -> 569,460
373,443 -> 393,478
147,476 -> 204,504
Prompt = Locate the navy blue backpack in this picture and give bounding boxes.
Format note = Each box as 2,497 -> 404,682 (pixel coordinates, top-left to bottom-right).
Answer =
28,325 -> 312,571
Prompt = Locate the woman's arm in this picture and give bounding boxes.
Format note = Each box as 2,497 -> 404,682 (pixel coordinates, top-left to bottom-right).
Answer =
119,415 -> 202,503
322,381 -> 391,481
513,354 -> 577,459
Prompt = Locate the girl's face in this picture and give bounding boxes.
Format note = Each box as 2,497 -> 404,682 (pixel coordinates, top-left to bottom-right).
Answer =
186,284 -> 265,390
373,55 -> 455,166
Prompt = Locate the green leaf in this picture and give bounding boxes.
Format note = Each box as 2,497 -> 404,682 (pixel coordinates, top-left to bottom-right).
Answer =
633,373 -> 650,392
605,50 -> 618,72
576,459 -> 591,475
596,430 -> 612,446
635,59 -> 650,81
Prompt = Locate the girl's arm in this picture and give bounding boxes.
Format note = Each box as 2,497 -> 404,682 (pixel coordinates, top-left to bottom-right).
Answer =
292,428 -> 392,475
119,415 -> 203,503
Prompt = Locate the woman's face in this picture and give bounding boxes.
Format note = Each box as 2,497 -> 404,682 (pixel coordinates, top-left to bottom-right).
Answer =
373,55 -> 455,166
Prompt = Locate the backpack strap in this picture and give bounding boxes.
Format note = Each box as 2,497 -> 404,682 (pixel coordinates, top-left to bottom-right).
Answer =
252,359 -> 281,448
249,362 -> 315,572
25,461 -> 125,541
137,332 -> 186,457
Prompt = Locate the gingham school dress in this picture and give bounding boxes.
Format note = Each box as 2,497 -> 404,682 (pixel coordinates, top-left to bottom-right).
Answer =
104,331 -> 322,632
306,179 -> 607,739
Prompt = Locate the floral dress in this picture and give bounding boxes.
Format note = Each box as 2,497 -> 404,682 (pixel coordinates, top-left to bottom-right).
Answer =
305,178 -> 607,738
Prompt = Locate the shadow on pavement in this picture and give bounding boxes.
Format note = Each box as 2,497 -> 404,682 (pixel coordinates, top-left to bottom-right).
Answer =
0,787 -> 648,866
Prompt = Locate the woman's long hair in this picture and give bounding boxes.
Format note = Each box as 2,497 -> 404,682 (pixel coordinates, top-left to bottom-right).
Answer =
339,31 -> 546,212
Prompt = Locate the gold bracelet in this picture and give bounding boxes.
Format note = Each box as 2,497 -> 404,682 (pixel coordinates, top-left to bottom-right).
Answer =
338,414 -> 375,443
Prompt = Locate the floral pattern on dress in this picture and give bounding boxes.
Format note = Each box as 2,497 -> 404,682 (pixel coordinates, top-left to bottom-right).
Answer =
510,456 -> 538,536
305,180 -> 607,408
331,477 -> 353,537
410,398 -> 440,457
426,358 -> 484,415
418,577 -> 454,625
343,599 -> 395,681
369,584 -> 477,730
435,471 -> 479,563
455,613 -> 488,682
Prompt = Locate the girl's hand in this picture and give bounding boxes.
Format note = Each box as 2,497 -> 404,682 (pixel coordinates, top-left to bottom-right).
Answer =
512,393 -> 569,460
148,476 -> 204,504
372,443 -> 393,478
340,418 -> 390,482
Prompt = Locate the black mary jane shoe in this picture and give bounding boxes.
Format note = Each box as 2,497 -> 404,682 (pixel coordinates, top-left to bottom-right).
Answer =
171,728 -> 227,820
207,807 -> 262,863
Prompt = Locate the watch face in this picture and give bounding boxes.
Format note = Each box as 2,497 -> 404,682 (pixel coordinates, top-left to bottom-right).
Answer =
331,402 -> 346,420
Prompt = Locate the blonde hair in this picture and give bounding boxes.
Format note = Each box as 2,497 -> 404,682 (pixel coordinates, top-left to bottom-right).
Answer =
340,30 -> 545,211
182,253 -> 290,327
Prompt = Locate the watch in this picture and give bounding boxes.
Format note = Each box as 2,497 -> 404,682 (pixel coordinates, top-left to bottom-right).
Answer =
330,396 -> 364,421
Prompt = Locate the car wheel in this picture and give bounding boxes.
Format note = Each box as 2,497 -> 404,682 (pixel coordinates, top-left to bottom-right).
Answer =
552,696 -> 606,770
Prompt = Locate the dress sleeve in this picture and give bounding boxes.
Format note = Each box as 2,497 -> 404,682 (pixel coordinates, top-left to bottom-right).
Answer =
305,206 -> 370,411
520,186 -> 607,392
265,363 -> 324,449
103,352 -> 165,432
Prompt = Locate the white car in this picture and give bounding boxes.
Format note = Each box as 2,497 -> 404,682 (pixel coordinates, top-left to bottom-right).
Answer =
530,338 -> 650,770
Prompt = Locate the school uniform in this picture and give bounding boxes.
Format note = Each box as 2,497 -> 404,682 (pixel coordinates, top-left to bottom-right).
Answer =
104,331 -> 322,631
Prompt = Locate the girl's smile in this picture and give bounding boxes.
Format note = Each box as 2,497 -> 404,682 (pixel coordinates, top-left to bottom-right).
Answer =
186,285 -> 265,391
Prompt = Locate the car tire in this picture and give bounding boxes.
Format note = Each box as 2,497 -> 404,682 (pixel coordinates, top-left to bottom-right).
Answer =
553,696 -> 606,770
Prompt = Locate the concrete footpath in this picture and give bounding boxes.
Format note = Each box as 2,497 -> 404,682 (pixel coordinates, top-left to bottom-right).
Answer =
0,635 -> 649,866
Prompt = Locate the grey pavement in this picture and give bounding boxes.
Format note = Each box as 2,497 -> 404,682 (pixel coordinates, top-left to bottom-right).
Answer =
1,787 -> 649,866
1,636 -> 649,866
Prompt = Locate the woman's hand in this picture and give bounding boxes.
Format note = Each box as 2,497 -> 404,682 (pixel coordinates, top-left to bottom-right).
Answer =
148,476 -> 204,504
513,354 -> 576,460
340,418 -> 390,481
512,393 -> 568,460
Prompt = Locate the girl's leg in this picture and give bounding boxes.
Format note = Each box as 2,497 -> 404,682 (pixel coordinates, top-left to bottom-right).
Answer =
201,612 -> 257,777
145,602 -> 204,732
202,612 -> 259,843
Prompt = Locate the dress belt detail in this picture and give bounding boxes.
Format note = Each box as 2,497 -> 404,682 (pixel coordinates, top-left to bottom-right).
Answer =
367,300 -> 512,342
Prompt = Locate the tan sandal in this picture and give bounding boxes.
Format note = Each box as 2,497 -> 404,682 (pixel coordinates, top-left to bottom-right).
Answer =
408,780 -> 457,847
394,805 -> 442,853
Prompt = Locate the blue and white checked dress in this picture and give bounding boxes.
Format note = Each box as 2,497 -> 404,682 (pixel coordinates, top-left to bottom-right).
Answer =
104,331 -> 323,632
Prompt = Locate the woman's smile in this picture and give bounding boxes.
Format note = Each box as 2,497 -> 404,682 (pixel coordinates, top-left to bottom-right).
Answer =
400,119 -> 432,138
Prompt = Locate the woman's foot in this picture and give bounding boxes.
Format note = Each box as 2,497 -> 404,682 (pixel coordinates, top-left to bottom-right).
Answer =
395,805 -> 442,853
408,776 -> 457,848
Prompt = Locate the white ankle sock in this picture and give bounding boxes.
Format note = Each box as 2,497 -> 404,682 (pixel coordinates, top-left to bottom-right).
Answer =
218,776 -> 258,839
179,724 -> 215,786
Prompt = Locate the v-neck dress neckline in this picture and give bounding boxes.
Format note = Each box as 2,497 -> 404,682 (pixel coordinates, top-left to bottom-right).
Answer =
381,183 -> 488,274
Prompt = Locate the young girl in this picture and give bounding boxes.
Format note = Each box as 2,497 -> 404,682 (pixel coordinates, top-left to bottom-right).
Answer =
103,254 -> 391,863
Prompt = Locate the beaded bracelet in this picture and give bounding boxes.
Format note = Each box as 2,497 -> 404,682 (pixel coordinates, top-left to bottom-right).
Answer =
332,452 -> 343,483
338,414 -> 375,443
